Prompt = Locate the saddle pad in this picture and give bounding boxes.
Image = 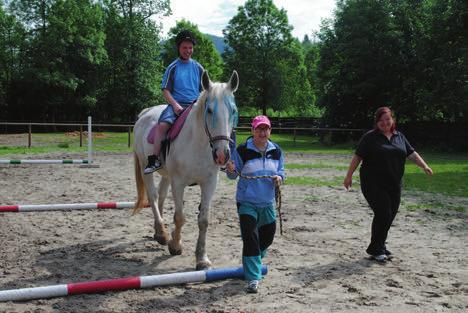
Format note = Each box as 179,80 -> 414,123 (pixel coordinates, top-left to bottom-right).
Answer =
147,104 -> 194,144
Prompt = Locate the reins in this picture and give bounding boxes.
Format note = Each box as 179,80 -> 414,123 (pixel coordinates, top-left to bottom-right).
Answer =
221,168 -> 284,235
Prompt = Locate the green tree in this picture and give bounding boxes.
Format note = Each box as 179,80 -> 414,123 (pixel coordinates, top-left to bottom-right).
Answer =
316,0 -> 402,128
8,0 -> 54,34
415,0 -> 467,122
47,0 -> 107,120
8,0 -> 108,122
303,40 -> 320,114
316,0 -> 466,128
0,6 -> 27,118
99,0 -> 170,122
162,19 -> 223,80
223,0 -> 313,115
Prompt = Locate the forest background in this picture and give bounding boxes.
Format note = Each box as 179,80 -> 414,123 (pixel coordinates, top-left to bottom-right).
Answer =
0,0 -> 466,148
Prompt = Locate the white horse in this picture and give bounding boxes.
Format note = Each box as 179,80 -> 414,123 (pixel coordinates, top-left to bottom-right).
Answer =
133,71 -> 239,270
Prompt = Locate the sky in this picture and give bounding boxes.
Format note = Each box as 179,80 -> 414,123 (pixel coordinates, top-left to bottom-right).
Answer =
159,0 -> 337,40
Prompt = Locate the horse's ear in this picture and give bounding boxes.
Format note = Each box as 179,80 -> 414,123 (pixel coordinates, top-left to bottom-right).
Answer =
202,70 -> 212,91
228,70 -> 239,93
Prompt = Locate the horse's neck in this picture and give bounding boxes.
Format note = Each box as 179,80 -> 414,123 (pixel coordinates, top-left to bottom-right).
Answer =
176,101 -> 208,150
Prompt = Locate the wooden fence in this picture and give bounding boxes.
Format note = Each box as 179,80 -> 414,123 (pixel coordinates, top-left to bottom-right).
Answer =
0,120 -> 365,148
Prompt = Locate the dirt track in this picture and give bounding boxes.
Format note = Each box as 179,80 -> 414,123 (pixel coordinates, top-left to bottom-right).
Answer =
0,152 -> 466,313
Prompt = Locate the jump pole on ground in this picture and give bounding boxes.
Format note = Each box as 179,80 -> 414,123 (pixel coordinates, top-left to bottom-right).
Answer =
0,266 -> 268,302
0,201 -> 149,212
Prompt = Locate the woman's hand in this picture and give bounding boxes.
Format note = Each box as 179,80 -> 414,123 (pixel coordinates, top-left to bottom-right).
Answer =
423,166 -> 433,176
225,160 -> 236,173
343,176 -> 352,191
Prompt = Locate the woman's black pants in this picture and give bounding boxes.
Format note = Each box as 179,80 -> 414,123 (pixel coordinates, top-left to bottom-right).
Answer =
360,180 -> 401,256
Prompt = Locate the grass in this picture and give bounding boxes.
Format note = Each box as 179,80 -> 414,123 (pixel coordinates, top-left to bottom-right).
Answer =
404,154 -> 468,198
236,131 -> 354,154
286,163 -> 348,171
1,132 -> 467,199
404,202 -> 465,213
284,176 -> 344,187
0,132 -> 133,156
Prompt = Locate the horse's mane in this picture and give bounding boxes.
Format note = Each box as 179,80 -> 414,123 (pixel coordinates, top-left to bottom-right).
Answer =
138,107 -> 153,118
194,83 -> 238,128
194,86 -> 210,121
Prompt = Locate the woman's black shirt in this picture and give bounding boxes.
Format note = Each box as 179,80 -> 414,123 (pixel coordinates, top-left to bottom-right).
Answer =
356,129 -> 415,190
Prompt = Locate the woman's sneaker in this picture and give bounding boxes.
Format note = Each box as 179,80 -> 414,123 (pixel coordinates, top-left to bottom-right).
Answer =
144,155 -> 162,174
371,254 -> 388,263
246,280 -> 259,293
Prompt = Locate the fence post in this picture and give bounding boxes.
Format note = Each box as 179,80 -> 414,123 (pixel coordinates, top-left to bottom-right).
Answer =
79,125 -> 83,147
28,124 -> 32,148
293,128 -> 297,146
128,126 -> 131,148
87,116 -> 92,163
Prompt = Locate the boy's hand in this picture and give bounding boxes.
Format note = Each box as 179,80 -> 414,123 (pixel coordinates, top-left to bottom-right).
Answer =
173,103 -> 184,116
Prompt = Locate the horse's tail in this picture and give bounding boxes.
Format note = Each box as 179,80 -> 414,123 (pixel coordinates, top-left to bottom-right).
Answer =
133,152 -> 147,215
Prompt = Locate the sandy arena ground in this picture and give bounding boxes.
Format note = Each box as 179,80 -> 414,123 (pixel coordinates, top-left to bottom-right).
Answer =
0,152 -> 466,313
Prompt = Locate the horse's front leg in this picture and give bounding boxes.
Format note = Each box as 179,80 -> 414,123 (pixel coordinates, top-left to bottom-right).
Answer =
195,177 -> 217,270
143,174 -> 169,245
155,177 -> 171,245
168,181 -> 185,256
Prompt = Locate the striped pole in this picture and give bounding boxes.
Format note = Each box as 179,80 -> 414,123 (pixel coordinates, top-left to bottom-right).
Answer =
0,201 -> 148,213
0,159 -> 89,164
0,266 -> 268,302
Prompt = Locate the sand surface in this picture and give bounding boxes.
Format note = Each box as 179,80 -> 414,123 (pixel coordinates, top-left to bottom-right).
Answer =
0,152 -> 466,313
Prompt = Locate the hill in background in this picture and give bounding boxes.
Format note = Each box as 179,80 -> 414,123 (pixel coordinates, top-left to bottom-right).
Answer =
206,34 -> 227,55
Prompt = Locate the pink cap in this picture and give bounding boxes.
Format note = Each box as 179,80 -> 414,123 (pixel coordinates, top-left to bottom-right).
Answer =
252,115 -> 271,129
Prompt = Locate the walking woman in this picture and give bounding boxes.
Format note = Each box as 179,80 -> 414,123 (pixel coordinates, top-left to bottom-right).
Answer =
344,107 -> 433,262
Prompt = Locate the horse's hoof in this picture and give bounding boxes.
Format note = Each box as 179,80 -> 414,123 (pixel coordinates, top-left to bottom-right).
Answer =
153,234 -> 168,245
168,244 -> 182,255
196,260 -> 212,271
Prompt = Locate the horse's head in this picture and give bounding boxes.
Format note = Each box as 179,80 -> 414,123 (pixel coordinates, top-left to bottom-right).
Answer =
200,70 -> 239,166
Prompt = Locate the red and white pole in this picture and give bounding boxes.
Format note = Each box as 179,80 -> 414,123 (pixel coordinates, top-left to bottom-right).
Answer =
0,201 -> 148,212
0,266 -> 268,301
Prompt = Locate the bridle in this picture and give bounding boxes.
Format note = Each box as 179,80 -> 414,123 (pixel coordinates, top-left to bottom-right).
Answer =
202,97 -> 235,148
203,122 -> 234,148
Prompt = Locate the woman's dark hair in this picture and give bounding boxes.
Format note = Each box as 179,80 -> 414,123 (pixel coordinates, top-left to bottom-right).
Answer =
374,106 -> 396,132
175,30 -> 196,47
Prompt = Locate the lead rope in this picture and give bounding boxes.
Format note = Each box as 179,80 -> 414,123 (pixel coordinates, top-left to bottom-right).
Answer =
221,168 -> 284,235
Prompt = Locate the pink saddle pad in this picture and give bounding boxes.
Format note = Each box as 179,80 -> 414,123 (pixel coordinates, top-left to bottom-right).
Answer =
147,104 -> 193,144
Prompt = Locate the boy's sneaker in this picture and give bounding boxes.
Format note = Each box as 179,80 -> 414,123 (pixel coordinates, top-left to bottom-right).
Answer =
246,280 -> 259,293
144,155 -> 162,174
